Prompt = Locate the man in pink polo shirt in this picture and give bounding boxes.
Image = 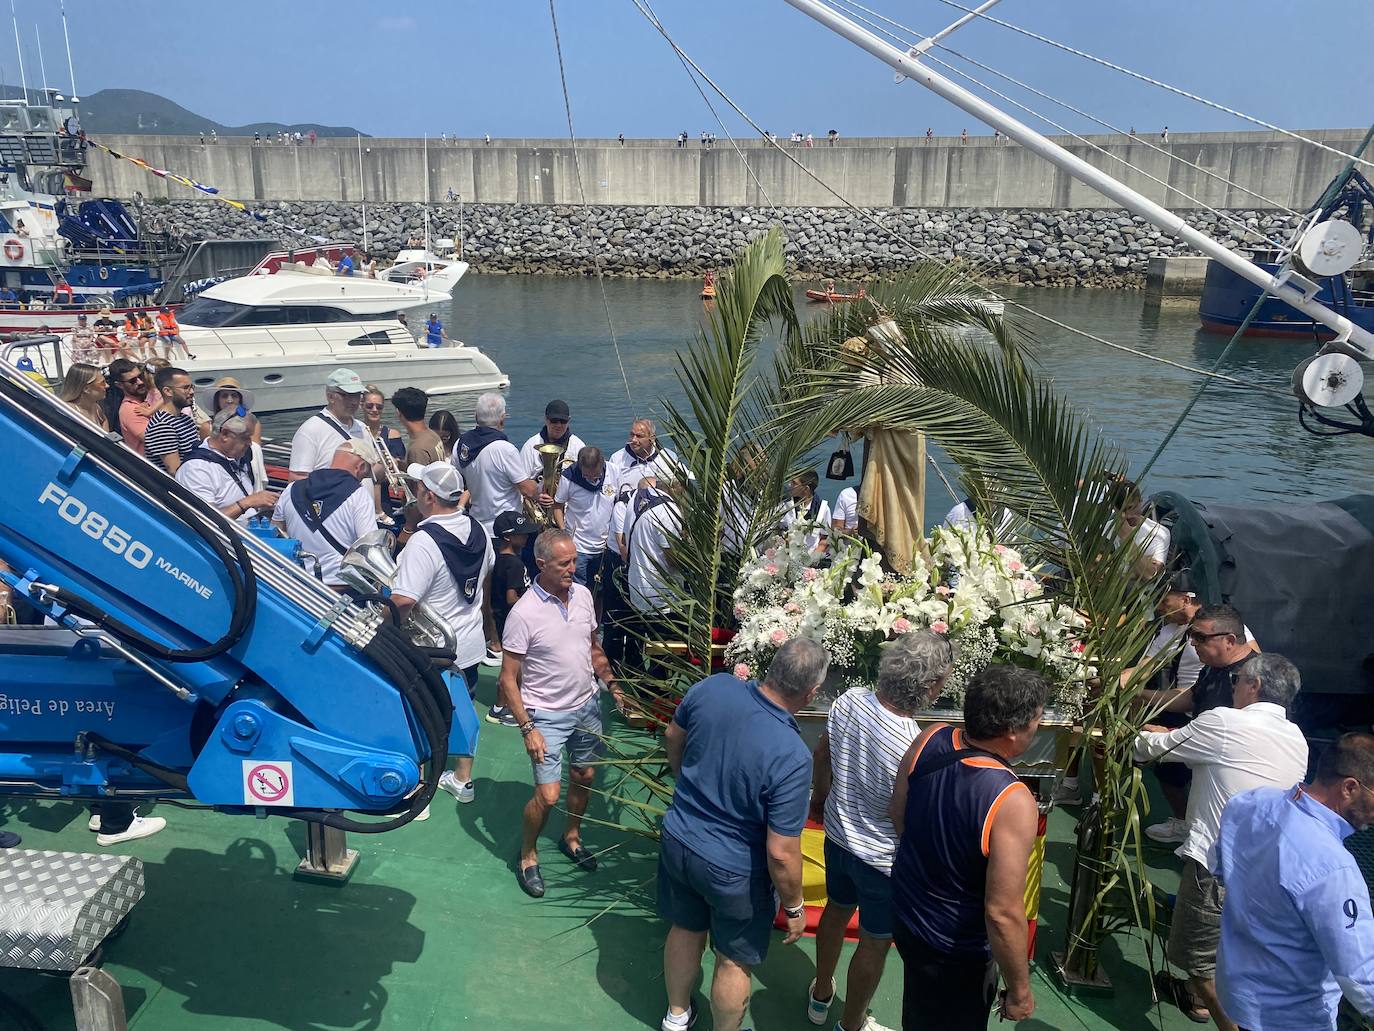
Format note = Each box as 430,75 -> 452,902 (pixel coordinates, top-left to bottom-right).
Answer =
499,528 -> 624,899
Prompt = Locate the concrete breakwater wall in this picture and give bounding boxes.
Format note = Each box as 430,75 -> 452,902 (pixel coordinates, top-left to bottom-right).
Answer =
89,129 -> 1363,211
153,200 -> 1302,288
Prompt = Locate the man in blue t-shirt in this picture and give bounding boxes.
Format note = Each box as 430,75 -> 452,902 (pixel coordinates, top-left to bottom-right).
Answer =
657,638 -> 824,1031
424,313 -> 446,348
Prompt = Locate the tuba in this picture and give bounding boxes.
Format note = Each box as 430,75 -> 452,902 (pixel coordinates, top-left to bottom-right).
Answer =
524,442 -> 567,527
338,529 -> 457,655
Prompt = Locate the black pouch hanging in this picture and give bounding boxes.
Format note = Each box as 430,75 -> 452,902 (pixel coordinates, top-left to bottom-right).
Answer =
826,447 -> 854,480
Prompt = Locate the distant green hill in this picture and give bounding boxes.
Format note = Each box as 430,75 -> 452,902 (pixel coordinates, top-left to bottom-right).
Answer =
48,87 -> 366,138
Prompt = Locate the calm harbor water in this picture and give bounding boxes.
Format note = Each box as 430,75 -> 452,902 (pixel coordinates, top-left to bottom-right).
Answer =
276,274 -> 1374,518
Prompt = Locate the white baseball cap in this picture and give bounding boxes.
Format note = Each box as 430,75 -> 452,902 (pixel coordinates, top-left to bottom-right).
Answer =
326,368 -> 365,393
406,461 -> 463,501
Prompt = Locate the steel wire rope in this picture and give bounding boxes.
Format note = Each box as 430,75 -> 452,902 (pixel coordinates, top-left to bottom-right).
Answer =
1135,121 -> 1374,480
548,0 -> 635,413
624,0 -> 1292,401
919,0 -> 1374,172
637,0 -> 782,217
824,0 -> 1292,249
827,0 -> 1301,217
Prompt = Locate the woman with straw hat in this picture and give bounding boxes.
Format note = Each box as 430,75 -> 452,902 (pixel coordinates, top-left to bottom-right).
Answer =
200,376 -> 267,488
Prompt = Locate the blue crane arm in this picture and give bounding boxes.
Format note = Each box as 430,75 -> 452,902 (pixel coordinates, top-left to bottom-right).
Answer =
0,357 -> 476,830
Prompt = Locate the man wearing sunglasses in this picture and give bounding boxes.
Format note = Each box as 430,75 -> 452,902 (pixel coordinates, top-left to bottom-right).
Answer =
1134,653 -> 1308,1030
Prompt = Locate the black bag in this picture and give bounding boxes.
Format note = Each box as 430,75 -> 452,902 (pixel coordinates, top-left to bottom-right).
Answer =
826,447 -> 854,480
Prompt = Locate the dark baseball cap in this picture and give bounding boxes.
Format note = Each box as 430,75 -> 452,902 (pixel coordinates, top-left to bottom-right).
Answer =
544,399 -> 571,420
494,510 -> 538,539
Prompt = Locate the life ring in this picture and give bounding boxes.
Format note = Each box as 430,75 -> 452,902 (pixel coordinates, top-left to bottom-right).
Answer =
3,239 -> 22,261
98,265 -> 109,281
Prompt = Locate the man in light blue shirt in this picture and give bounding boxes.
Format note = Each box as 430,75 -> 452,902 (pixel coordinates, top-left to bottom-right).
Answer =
1215,732 -> 1374,1030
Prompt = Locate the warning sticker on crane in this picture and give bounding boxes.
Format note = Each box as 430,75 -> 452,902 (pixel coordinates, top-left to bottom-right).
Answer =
242,761 -> 294,806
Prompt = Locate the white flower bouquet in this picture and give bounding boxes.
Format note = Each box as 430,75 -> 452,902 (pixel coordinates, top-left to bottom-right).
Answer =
725,517 -> 1093,715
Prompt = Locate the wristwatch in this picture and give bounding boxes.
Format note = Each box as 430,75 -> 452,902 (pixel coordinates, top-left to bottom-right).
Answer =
783,902 -> 805,919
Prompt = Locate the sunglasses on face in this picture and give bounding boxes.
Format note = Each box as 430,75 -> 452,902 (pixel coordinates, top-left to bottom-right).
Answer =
548,417 -> 569,425
362,403 -> 384,411
1229,672 -> 1256,686
1186,628 -> 1232,643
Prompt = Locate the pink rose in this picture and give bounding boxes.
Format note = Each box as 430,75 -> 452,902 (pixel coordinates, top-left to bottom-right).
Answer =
1025,621 -> 1040,635
892,617 -> 912,634
935,585 -> 952,597
770,628 -> 788,645
733,604 -> 746,620
1071,641 -> 1085,654
764,564 -> 779,576
764,548 -> 777,559
785,602 -> 801,614
994,544 -> 1008,554
1008,560 -> 1024,572
931,620 -> 949,635
803,568 -> 819,582
733,662 -> 751,680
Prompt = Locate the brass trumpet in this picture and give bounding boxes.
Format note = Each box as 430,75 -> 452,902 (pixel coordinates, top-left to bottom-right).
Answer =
523,442 -> 567,526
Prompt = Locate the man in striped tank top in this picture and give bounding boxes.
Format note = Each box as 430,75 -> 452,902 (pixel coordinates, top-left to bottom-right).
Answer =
807,631 -> 955,1031
890,665 -> 1047,1029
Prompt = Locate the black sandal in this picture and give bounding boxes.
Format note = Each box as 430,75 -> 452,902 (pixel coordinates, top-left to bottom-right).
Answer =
1153,971 -> 1209,1023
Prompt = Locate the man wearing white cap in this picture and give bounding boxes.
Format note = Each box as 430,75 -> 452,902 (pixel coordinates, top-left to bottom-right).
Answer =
271,443 -> 375,588
392,460 -> 495,810
287,369 -> 373,479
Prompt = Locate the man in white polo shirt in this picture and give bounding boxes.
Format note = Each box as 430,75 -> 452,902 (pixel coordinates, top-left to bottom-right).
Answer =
608,417 -> 680,495
287,369 -> 371,479
498,528 -> 623,898
620,474 -> 682,675
553,446 -> 615,589
271,442 -> 375,588
392,460 -> 494,813
453,392 -> 537,534
520,399 -> 585,508
176,410 -> 279,524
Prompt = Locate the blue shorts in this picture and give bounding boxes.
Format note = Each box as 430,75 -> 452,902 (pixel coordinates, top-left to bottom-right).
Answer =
529,693 -> 603,785
574,550 -> 604,588
657,831 -> 777,967
823,836 -> 896,939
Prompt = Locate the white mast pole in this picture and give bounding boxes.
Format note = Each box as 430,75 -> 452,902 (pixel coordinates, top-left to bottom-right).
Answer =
423,133 -> 431,253
358,134 -> 367,253
782,0 -> 1374,356
34,26 -> 47,99
10,0 -> 26,103
59,0 -> 76,98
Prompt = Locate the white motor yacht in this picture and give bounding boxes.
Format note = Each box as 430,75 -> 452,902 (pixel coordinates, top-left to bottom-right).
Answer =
173,264 -> 506,414
379,244 -> 469,295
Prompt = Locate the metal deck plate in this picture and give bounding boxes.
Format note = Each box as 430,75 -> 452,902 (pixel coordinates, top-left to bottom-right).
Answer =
0,848 -> 144,971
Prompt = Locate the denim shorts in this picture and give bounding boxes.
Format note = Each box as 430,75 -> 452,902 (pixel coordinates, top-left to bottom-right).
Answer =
657,831 -> 777,967
823,836 -> 896,938
529,693 -> 603,785
573,550 -> 604,588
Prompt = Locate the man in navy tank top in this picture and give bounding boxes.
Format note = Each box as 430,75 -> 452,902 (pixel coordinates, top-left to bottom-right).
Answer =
890,665 -> 1047,1029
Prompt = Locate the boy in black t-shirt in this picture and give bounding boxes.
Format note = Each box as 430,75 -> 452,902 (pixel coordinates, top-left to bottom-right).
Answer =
487,510 -> 537,726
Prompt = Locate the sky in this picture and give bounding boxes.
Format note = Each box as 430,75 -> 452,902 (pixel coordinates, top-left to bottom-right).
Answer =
25,1 -> 1374,138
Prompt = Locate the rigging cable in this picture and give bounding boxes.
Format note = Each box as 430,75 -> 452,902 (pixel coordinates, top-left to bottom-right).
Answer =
825,0 -> 1291,248
548,0 -> 635,413
923,0 -> 1374,173
1135,121 -> 1374,479
828,0 -> 1300,217
626,0 -> 1292,401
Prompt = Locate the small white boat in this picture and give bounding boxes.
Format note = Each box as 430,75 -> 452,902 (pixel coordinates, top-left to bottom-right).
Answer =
379,243 -> 469,295
169,264 -> 505,414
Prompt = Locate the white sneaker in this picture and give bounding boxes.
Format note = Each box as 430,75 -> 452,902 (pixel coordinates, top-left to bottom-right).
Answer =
846,1015 -> 896,1031
437,770 -> 475,804
1145,816 -> 1188,844
96,815 -> 166,847
661,1002 -> 697,1031
807,978 -> 835,1025
481,647 -> 502,667
414,804 -> 431,822
87,815 -> 101,832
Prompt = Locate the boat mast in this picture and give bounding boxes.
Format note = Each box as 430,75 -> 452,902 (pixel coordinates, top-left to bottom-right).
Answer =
34,25 -> 46,100
358,134 -> 368,254
9,0 -> 26,103
782,0 -> 1374,357
59,0 -> 76,99
423,133 -> 431,253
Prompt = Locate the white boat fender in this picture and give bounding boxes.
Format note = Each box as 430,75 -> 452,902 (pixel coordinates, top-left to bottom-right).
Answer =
98,265 -> 110,281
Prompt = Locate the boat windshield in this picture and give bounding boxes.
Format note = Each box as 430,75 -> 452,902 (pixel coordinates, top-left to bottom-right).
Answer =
178,297 -> 398,327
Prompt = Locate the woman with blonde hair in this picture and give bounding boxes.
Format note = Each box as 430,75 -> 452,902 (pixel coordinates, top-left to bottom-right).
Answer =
58,362 -> 110,431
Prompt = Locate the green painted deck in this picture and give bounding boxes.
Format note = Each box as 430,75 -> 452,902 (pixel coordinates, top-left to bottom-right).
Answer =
0,669 -> 1201,1031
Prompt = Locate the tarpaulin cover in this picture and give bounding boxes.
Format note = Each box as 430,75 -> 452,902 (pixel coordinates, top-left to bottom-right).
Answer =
1153,491 -> 1374,697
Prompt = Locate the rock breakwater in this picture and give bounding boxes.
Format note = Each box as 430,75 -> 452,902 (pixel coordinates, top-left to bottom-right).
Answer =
148,200 -> 1302,288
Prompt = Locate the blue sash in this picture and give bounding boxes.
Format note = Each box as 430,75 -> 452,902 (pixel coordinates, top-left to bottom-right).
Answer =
420,520 -> 488,603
